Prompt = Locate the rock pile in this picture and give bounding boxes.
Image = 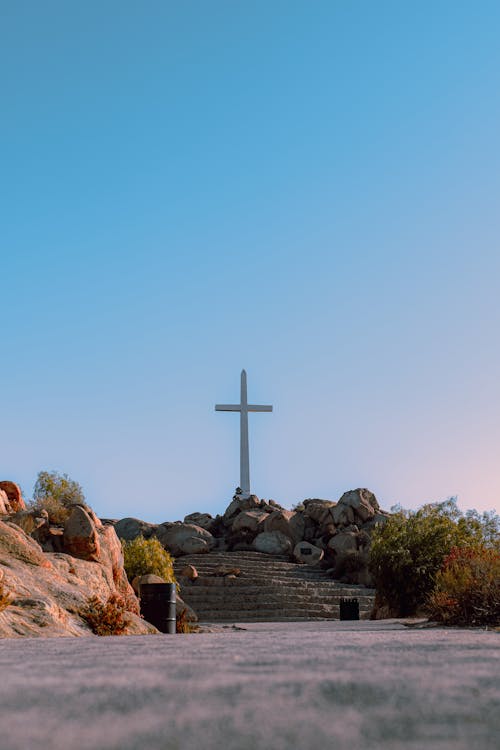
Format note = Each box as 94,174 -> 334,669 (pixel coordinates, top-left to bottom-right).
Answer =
113,487 -> 390,587
0,484 -> 156,638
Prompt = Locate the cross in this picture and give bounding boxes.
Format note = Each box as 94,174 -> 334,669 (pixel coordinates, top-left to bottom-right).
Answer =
215,369 -> 272,496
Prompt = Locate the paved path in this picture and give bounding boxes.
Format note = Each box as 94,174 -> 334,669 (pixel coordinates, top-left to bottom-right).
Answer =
1,621 -> 499,750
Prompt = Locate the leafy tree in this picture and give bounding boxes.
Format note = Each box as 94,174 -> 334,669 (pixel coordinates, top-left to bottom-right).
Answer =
369,498 -> 499,616
29,470 -> 86,524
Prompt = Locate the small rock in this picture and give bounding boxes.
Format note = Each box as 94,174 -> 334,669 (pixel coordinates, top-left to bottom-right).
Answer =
180,564 -> 198,581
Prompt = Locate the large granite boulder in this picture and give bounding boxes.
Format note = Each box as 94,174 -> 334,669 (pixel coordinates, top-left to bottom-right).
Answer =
253,530 -> 292,555
114,517 -> 158,541
155,522 -> 215,556
264,510 -> 305,544
328,530 -> 359,556
223,494 -> 262,525
0,482 -> 25,513
63,506 -> 101,562
183,512 -> 214,531
302,499 -> 336,525
336,489 -> 379,525
293,541 -> 324,565
231,510 -> 268,533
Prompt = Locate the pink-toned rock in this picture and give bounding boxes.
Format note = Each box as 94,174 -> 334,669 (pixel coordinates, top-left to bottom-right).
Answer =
0,521 -> 51,569
63,506 -> 101,562
0,482 -> 26,513
132,573 -> 166,595
232,511 -> 268,533
180,564 -> 198,581
0,490 -> 12,515
0,517 -> 151,638
264,510 -> 305,544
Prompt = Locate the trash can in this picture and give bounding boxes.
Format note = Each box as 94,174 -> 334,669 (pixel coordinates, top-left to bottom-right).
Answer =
339,597 -> 359,621
139,583 -> 176,634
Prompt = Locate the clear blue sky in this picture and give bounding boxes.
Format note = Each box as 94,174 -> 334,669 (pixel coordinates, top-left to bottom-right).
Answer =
2,1 -> 499,521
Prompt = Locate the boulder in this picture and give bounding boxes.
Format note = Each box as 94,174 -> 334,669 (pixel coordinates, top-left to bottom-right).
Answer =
232,510 -> 268,533
63,506 -> 100,562
0,482 -> 25,513
176,594 -> 198,623
337,489 -> 379,524
264,510 -> 305,544
0,490 -> 10,515
0,521 -> 51,569
180,564 -> 198,581
155,522 -> 215,556
253,530 -> 292,555
302,499 -> 336,525
114,517 -> 157,541
331,503 -> 355,527
183,512 -> 213,530
132,573 -> 166,595
293,541 -> 324,565
223,494 -> 261,524
7,510 -> 47,536
0,518 -> 151,638
328,531 -> 358,555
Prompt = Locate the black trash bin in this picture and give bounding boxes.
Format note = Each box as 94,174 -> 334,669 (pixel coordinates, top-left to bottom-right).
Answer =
339,597 -> 359,621
140,583 -> 176,634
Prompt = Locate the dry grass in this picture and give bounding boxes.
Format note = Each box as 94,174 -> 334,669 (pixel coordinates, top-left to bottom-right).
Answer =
80,593 -> 129,636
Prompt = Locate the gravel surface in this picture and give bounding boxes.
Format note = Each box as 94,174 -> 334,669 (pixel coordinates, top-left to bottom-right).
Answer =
1,620 -> 499,750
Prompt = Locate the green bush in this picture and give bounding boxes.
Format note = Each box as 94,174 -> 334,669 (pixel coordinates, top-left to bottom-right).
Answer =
369,499 -> 499,617
28,470 -> 86,524
427,546 -> 500,626
121,535 -> 177,584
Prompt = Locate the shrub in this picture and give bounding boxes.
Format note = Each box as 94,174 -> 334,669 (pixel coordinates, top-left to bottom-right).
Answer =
121,535 -> 177,585
80,593 -> 128,636
28,470 -> 87,524
176,607 -> 195,634
427,546 -> 500,626
369,499 -> 499,617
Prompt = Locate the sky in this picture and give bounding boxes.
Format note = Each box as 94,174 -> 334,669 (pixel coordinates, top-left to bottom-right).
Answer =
2,1 -> 500,522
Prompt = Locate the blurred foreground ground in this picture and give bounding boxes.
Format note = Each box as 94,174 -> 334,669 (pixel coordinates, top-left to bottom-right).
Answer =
0,620 -> 499,750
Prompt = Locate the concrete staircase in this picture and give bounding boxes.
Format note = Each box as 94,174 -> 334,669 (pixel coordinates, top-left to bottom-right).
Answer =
174,551 -> 376,622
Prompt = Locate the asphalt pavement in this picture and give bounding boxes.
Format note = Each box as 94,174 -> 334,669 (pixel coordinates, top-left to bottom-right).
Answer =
0,620 -> 499,750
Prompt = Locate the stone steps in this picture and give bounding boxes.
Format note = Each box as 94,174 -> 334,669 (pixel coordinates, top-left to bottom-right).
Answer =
174,551 -> 375,622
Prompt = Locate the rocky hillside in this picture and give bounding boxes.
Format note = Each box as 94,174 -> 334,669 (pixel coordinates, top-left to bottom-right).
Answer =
0,483 -> 156,638
113,488 -> 390,588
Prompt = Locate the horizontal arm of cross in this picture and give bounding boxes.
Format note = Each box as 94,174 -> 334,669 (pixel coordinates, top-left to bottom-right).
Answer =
248,405 -> 272,412
215,405 -> 241,411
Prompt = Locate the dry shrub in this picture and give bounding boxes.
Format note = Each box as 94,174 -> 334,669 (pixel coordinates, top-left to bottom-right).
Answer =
80,593 -> 129,636
427,546 -> 500,626
0,571 -> 13,613
176,608 -> 195,634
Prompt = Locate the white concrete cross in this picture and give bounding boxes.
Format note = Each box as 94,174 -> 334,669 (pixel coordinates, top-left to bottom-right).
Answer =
215,370 -> 272,496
